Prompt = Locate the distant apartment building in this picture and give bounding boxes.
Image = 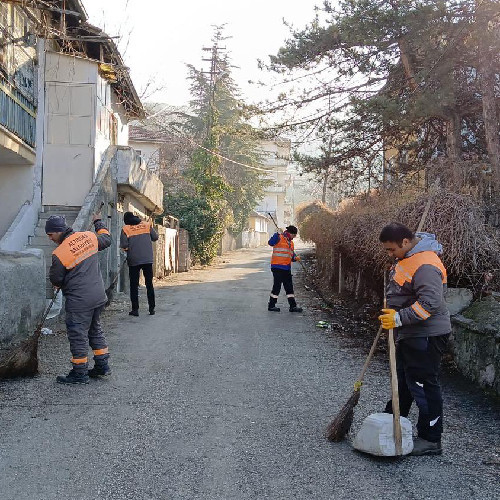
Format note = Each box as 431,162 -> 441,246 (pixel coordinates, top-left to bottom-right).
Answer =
255,138 -> 294,231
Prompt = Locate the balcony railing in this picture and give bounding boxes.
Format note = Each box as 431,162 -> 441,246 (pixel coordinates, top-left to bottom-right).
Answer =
0,74 -> 36,148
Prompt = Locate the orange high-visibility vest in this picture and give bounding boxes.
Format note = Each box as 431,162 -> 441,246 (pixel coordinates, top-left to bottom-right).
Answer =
271,234 -> 294,266
393,251 -> 447,287
53,231 -> 99,269
122,221 -> 151,237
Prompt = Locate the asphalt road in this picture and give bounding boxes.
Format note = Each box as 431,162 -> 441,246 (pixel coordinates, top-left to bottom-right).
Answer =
1,246 -> 498,499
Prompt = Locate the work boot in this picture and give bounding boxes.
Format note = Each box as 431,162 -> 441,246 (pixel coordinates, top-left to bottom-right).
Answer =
287,296 -> 302,313
149,307 -> 155,315
268,297 -> 280,312
56,369 -> 89,385
410,437 -> 442,456
88,365 -> 112,378
129,310 -> 139,317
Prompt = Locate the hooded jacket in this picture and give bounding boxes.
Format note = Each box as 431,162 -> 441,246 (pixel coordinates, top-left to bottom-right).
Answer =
120,214 -> 159,267
387,232 -> 451,339
49,220 -> 111,312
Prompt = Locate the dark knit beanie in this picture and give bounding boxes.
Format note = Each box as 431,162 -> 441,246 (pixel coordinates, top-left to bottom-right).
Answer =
124,211 -> 141,225
45,215 -> 68,234
286,225 -> 298,235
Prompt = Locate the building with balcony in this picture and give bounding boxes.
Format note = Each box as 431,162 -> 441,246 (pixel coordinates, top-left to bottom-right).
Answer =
0,1 -> 165,344
254,138 -> 293,231
0,2 -> 38,241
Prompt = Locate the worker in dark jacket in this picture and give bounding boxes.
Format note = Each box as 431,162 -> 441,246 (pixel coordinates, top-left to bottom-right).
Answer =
378,222 -> 451,456
268,225 -> 303,313
120,212 -> 159,316
46,213 -> 112,385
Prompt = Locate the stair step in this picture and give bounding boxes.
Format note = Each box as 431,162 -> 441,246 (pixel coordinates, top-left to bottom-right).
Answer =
42,205 -> 81,212
39,212 -> 79,220
29,236 -> 55,247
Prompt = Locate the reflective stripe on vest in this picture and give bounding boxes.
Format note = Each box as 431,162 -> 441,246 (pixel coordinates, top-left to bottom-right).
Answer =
271,234 -> 294,266
123,222 -> 151,237
53,231 -> 99,270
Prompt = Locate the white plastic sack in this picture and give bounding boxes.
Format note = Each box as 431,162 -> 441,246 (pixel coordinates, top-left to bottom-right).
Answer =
45,292 -> 62,320
353,412 -> 414,456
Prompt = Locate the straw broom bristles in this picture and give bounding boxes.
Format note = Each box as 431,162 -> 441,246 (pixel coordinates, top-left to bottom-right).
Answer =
0,292 -> 59,379
326,326 -> 384,441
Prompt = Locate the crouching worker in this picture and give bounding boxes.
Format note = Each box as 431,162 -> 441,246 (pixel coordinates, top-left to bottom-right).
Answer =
120,212 -> 159,316
46,213 -> 112,384
268,225 -> 303,313
378,222 -> 451,456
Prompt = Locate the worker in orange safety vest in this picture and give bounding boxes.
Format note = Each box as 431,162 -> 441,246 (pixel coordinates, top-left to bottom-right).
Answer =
46,212 -> 112,384
267,225 -> 303,313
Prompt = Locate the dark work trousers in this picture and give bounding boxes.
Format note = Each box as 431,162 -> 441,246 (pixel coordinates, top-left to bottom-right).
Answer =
269,268 -> 297,308
65,305 -> 109,373
129,263 -> 155,311
384,334 -> 450,443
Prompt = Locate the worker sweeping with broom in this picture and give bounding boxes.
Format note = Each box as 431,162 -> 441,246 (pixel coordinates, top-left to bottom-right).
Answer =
378,222 -> 451,456
267,225 -> 303,313
46,211 -> 112,385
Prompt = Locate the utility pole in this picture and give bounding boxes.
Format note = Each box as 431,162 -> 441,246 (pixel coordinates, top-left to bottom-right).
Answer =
201,35 -> 226,176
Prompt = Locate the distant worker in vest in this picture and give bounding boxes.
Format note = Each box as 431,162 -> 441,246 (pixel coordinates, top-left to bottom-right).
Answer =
268,225 -> 303,313
378,222 -> 451,456
120,211 -> 159,317
46,212 -> 112,385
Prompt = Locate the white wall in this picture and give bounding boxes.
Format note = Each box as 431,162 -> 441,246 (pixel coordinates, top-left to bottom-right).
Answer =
94,81 -> 130,178
129,140 -> 161,173
42,53 -> 97,206
122,193 -> 148,219
0,164 -> 34,236
42,52 -> 134,206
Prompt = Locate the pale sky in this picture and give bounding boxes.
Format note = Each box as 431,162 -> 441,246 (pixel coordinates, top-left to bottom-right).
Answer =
83,0 -> 320,107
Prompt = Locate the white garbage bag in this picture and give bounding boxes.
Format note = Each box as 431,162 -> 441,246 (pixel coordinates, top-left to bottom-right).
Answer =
353,412 -> 414,456
45,292 -> 62,320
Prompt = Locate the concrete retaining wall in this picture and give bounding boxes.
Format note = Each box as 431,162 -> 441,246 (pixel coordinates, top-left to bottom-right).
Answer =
73,146 -> 120,294
238,230 -> 267,248
0,249 -> 45,344
152,226 -> 178,278
451,296 -> 500,396
219,230 -> 238,255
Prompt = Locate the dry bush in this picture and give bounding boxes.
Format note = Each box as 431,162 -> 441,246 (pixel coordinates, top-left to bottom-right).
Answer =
298,190 -> 500,295
296,201 -> 325,227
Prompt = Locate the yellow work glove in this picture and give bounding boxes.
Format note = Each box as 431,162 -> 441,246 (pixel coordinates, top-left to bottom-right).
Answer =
378,308 -> 402,329
295,255 -> 301,262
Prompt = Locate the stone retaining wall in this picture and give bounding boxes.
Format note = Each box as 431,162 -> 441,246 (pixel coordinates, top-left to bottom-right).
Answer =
451,296 -> 500,396
0,249 -> 45,344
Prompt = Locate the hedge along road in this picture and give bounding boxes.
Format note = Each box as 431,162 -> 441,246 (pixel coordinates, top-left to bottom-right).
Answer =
0,246 -> 498,500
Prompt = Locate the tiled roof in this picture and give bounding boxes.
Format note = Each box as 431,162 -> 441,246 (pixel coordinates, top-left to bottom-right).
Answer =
129,126 -> 170,143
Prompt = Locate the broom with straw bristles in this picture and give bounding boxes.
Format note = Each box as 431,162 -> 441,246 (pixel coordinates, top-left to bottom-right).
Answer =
325,190 -> 435,442
0,290 -> 59,379
326,324 -> 384,442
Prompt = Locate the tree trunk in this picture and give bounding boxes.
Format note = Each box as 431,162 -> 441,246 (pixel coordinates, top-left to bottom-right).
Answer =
477,1 -> 500,185
322,172 -> 328,203
446,110 -> 462,186
398,37 -> 418,92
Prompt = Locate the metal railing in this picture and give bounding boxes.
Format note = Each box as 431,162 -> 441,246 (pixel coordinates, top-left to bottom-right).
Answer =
0,74 -> 36,148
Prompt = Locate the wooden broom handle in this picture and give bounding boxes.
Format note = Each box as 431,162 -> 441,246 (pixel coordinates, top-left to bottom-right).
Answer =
384,271 -> 403,455
388,328 -> 403,455
356,325 -> 384,385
